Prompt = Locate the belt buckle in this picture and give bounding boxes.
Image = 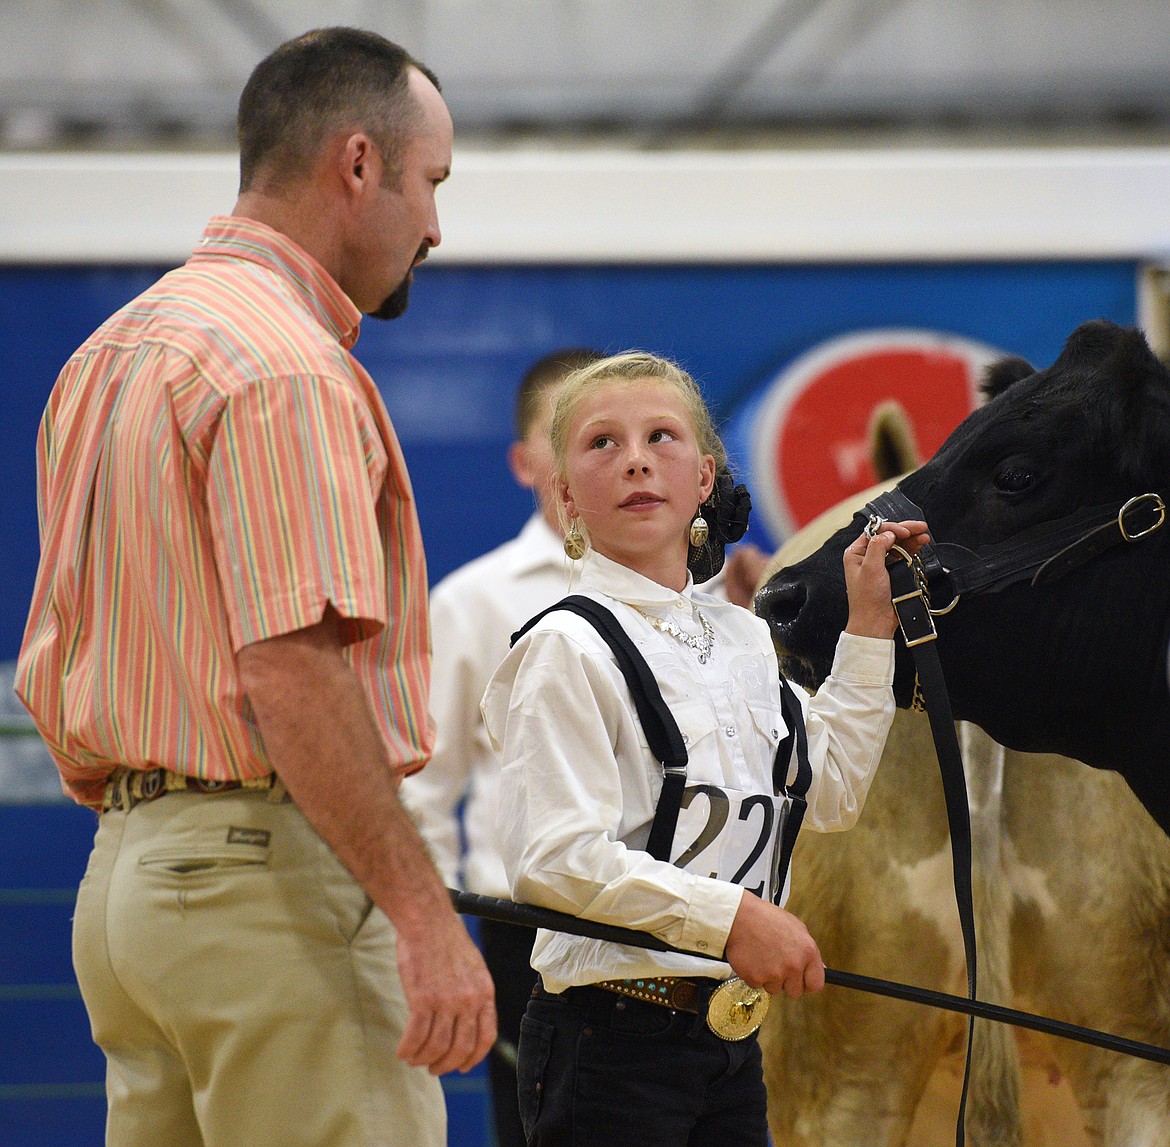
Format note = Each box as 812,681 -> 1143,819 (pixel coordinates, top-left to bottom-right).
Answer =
706,977 -> 769,1041
139,768 -> 167,801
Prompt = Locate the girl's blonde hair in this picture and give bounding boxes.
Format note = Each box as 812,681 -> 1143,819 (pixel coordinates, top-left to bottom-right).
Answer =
548,351 -> 728,550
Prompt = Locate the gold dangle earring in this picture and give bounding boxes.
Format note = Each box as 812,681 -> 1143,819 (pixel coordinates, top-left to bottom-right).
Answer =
689,509 -> 709,548
564,518 -> 587,560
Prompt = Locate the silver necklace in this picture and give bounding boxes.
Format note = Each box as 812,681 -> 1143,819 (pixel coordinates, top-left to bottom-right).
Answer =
635,605 -> 716,664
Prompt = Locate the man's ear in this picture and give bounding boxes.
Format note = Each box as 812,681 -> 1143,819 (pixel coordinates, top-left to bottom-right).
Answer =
508,440 -> 535,490
339,133 -> 379,196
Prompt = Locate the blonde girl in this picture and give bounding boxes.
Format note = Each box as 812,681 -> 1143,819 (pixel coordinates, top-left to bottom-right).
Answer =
482,351 -> 927,1147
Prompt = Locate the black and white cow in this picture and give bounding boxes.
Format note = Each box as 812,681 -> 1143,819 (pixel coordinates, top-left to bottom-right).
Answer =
757,320 -> 1170,836
754,495 -> 1170,1146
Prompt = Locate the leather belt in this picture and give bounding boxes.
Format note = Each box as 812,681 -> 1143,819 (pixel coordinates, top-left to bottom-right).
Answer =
595,976 -> 716,1013
594,975 -> 769,1040
103,766 -> 281,813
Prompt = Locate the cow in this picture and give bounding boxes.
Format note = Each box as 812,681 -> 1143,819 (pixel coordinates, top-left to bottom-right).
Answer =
755,319 -> 1170,837
755,493 -> 1170,1147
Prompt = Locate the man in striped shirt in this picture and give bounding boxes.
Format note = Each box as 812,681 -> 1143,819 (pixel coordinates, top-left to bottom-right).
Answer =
16,27 -> 494,1147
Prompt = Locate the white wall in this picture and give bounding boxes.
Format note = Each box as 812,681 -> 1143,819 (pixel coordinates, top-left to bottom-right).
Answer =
4,147 -> 1170,266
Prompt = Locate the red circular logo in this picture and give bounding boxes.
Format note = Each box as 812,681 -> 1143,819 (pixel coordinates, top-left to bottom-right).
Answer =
750,330 -> 1004,540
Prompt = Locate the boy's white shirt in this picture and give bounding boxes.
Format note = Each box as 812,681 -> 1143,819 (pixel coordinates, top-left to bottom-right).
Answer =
481,549 -> 896,993
401,513 -> 571,895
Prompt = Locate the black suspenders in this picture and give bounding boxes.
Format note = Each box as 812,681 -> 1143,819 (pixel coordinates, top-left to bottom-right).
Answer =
772,673 -> 810,900
511,594 -> 812,902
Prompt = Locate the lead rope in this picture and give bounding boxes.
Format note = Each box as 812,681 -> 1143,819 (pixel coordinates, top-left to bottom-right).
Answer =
884,541 -> 977,1147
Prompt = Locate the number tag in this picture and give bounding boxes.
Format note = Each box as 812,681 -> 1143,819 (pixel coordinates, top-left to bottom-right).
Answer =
670,784 -> 791,900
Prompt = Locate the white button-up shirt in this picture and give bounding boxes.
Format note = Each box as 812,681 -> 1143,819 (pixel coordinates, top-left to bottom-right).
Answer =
482,550 -> 896,992
401,514 -> 571,896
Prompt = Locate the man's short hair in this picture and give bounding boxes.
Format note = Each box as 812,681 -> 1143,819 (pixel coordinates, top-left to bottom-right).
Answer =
514,349 -> 604,440
237,26 -> 441,194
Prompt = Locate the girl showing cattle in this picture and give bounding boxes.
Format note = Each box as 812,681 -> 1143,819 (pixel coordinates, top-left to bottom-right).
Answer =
481,350 -> 929,1146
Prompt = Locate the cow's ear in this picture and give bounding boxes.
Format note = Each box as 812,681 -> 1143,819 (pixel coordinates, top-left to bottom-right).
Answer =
1055,319 -> 1129,372
982,356 -> 1034,401
1101,327 -> 1170,482
869,400 -> 919,480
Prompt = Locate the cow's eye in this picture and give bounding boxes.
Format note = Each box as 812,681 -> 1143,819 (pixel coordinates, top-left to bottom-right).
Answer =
993,464 -> 1035,495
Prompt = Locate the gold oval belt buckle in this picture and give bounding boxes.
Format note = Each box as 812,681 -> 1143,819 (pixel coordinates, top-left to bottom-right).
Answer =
705,977 -> 770,1041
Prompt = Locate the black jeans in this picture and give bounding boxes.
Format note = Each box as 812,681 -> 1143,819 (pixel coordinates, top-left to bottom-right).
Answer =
517,983 -> 768,1147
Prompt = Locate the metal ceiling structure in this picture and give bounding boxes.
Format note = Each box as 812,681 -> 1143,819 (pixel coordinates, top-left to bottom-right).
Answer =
2,0 -> 1170,150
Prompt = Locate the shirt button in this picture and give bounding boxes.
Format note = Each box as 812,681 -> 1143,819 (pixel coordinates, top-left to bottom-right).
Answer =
697,940 -> 708,950
725,725 -> 736,738
682,734 -> 690,745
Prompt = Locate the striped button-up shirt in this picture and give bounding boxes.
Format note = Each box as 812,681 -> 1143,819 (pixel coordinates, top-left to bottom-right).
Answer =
16,216 -> 433,810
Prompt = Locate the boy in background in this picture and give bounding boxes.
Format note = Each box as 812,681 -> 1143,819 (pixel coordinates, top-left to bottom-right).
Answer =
402,348 -> 600,1147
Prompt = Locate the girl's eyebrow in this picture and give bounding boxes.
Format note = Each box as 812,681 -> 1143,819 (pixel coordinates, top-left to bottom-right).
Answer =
580,409 -> 687,428
578,417 -> 616,435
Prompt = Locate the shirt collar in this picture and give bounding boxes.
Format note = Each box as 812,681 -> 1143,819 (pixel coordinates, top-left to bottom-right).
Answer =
578,550 -> 697,609
190,216 -> 363,350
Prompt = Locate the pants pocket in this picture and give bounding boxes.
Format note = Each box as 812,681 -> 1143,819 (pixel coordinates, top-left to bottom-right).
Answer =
138,848 -> 269,875
516,1014 -> 555,1141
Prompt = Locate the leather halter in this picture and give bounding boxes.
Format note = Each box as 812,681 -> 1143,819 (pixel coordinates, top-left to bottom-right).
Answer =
860,487 -> 1166,615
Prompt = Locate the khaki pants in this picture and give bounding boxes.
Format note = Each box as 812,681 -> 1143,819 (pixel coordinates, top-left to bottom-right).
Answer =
73,785 -> 445,1147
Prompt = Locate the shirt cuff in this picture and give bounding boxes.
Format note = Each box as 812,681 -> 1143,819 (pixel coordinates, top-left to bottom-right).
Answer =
677,876 -> 744,959
831,631 -> 896,684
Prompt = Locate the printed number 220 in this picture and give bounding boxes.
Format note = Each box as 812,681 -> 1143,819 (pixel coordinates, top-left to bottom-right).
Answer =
672,783 -> 775,897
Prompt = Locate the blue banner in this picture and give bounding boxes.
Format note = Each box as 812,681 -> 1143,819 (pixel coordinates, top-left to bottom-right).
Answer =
1,259 -> 1138,659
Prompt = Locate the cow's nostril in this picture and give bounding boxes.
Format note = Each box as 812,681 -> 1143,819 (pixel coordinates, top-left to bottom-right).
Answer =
755,577 -> 807,628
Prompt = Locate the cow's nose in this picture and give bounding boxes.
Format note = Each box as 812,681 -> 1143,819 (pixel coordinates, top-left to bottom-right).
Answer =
755,576 -> 807,628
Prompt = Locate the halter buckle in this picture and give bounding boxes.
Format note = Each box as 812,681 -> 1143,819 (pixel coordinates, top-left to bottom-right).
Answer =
1118,493 -> 1165,542
887,544 -> 938,647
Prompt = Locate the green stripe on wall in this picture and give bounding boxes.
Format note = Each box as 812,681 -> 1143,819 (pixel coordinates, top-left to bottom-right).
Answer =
0,1083 -> 105,1101
0,889 -> 77,905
